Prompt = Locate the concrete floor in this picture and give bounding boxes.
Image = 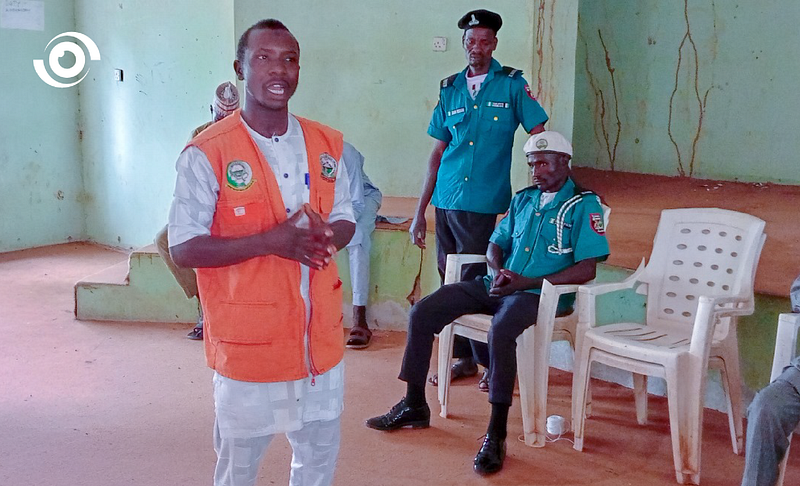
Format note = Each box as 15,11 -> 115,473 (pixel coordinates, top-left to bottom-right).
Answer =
2,242 -> 799,486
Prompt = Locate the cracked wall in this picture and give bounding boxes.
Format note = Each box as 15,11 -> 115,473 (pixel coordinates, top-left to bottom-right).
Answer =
531,0 -> 580,140
574,0 -> 800,184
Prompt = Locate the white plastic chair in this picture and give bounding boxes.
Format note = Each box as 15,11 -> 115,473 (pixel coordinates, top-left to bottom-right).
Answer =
436,205 -> 610,447
770,312 -> 800,486
570,208 -> 766,485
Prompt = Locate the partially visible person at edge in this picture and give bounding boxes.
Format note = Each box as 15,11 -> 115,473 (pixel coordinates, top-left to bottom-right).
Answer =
367,131 -> 609,476
409,9 -> 549,390
155,81 -> 240,341
168,19 -> 354,486
341,142 -> 382,349
740,273 -> 800,486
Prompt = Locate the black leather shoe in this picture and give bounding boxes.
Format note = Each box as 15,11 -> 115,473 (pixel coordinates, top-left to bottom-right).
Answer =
365,398 -> 430,431
473,434 -> 506,475
187,327 -> 203,340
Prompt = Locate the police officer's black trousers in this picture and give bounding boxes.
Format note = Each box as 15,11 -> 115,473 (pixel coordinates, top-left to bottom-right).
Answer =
434,208 -> 498,360
398,278 -> 540,406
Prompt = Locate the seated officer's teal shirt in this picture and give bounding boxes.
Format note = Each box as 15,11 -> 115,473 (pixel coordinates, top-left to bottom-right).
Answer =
428,59 -> 548,215
484,178 -> 610,305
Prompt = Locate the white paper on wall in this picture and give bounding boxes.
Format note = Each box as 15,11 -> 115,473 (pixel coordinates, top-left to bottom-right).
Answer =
1,0 -> 44,31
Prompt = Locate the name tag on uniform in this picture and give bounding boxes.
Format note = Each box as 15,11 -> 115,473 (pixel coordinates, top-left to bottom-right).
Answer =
486,101 -> 510,108
234,206 -> 246,217
549,218 -> 572,229
447,107 -> 465,116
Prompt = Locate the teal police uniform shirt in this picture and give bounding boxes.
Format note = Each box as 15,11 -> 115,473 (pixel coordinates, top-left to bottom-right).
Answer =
428,59 -> 549,215
484,178 -> 610,305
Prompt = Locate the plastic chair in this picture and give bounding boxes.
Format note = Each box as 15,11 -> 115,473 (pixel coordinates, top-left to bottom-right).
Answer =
770,312 -> 800,486
570,208 -> 766,485
436,205 -> 610,447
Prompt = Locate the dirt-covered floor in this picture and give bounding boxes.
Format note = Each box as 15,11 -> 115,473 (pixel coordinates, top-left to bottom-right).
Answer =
2,242 -> 799,485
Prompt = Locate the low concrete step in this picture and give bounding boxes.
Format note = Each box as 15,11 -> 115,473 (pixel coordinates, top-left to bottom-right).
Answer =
75,245 -> 199,323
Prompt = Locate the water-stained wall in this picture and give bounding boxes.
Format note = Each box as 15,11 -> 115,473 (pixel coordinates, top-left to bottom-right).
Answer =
531,0 -> 579,141
0,0 -> 85,252
574,0 -> 800,184
76,0 -> 235,248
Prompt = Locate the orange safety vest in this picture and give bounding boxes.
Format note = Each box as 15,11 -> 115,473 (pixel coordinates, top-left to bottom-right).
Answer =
189,110 -> 345,383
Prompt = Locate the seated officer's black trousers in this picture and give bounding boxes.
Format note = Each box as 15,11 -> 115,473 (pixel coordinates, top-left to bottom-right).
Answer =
399,278 -> 540,406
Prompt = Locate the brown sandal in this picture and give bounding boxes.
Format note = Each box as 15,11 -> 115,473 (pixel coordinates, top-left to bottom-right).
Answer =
478,369 -> 489,392
428,358 -> 479,386
346,326 -> 372,349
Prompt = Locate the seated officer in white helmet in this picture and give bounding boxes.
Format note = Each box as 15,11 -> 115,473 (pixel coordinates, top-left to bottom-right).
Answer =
366,131 -> 610,476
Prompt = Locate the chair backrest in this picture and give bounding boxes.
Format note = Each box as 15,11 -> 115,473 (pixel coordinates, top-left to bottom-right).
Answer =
641,208 -> 766,339
771,313 -> 800,382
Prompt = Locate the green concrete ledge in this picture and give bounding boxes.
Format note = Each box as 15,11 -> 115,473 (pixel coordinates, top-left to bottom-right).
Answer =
75,245 -> 198,323
74,228 -> 791,413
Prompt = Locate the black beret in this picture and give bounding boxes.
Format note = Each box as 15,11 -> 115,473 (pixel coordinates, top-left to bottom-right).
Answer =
457,9 -> 502,33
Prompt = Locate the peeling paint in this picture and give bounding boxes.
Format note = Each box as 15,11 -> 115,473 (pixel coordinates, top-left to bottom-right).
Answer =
667,0 -> 715,177
598,30 -> 621,170
405,247 -> 424,306
533,1 -> 559,116
580,26 -> 621,170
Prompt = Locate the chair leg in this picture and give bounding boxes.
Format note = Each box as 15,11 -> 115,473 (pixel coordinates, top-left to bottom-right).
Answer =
437,325 -> 455,418
665,365 -> 704,485
571,348 -> 593,452
633,373 -> 649,425
585,382 -> 593,419
517,329 -> 547,447
568,336 -> 592,419
719,357 -> 745,455
519,328 -> 547,447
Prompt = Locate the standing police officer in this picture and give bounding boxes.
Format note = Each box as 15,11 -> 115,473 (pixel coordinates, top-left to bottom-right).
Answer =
409,9 -> 550,383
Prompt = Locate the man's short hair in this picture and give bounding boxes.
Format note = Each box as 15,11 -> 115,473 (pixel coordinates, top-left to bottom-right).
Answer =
236,19 -> 294,64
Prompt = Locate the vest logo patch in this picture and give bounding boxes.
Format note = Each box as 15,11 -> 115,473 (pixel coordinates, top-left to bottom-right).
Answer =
320,153 -> 337,182
590,213 -> 605,235
524,84 -> 537,100
226,160 -> 254,191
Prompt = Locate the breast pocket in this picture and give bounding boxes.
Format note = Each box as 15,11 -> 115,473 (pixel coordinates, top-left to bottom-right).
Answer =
480,104 -> 514,142
545,217 -> 573,255
214,201 -> 269,238
444,109 -> 467,144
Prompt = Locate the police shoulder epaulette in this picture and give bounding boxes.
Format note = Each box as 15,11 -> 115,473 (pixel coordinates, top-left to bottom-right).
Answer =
571,187 -> 607,208
440,73 -> 458,89
573,186 -> 596,197
502,66 -> 522,78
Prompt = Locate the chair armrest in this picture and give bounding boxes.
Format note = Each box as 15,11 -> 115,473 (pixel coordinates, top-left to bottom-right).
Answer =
579,259 -> 646,297
689,295 -> 763,357
771,313 -> 800,382
444,254 -> 487,285
549,283 -> 579,297
575,260 -> 646,330
708,294 -> 756,318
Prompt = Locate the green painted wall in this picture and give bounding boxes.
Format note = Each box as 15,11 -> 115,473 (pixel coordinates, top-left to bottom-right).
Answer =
0,0 -> 85,252
532,0 -> 579,141
75,0 -> 234,248
233,0 -> 543,197
574,0 -> 800,184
